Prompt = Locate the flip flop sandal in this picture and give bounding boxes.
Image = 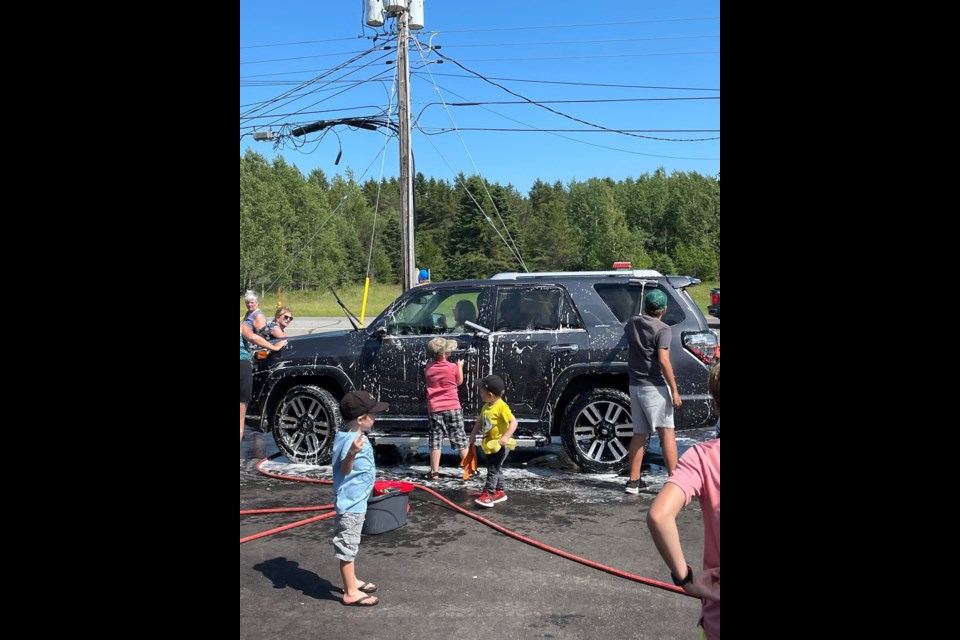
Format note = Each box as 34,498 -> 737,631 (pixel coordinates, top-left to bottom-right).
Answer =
358,582 -> 378,593
342,594 -> 379,607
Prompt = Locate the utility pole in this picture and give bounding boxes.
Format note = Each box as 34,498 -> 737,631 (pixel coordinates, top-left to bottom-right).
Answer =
396,9 -> 416,291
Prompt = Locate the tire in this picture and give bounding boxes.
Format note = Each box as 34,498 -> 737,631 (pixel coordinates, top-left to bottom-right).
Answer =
560,387 -> 633,473
271,384 -> 340,464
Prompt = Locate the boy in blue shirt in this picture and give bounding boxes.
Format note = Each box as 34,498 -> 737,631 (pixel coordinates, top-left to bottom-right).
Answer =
332,391 -> 389,607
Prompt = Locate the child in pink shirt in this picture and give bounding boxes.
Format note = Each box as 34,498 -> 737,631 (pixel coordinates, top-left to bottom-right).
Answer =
423,337 -> 468,480
647,362 -> 720,639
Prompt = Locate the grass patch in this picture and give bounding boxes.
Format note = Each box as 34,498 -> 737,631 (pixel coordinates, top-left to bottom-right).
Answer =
242,280 -> 719,319
688,280 -> 719,316
241,284 -> 401,321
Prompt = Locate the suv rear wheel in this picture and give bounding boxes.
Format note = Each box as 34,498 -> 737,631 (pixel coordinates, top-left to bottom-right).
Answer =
560,388 -> 633,473
271,384 -> 339,464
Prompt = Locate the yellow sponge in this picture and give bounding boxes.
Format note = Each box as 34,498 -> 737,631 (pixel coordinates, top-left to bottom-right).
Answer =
482,438 -> 516,454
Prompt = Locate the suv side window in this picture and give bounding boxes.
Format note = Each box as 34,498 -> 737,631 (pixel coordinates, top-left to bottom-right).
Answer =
594,283 -> 685,326
383,289 -> 482,335
496,286 -> 582,331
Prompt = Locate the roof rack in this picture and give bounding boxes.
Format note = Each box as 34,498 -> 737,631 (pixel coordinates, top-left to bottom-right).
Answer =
490,269 -> 663,280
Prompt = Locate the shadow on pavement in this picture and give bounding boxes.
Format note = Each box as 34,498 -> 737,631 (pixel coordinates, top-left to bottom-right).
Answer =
253,557 -> 341,602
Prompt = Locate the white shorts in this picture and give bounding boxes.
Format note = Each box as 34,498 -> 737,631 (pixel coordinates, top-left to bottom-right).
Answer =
629,385 -> 675,435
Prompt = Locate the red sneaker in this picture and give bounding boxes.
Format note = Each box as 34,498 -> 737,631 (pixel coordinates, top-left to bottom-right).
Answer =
491,490 -> 508,504
475,492 -> 495,507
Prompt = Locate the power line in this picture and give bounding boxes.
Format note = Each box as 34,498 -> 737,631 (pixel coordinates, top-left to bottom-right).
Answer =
241,49 -> 394,125
417,96 -> 719,113
428,50 -> 717,143
412,39 -> 527,272
240,48 -> 388,66
418,17 -> 720,34
414,83 -> 718,159
428,35 -> 719,48
429,51 -> 719,62
420,128 -> 719,141
240,36 -> 366,49
240,105 -> 389,120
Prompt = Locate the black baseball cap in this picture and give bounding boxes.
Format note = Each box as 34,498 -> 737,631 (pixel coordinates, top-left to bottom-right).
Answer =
340,391 -> 390,420
478,374 -> 505,396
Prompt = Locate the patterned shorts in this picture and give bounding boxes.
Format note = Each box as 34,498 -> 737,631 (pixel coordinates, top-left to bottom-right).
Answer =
427,409 -> 468,451
332,512 -> 366,561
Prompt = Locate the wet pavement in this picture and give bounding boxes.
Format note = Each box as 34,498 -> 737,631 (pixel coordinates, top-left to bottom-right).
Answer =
240,428 -> 716,639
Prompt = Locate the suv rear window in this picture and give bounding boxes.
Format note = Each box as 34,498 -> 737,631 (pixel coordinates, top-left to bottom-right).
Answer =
594,283 -> 686,326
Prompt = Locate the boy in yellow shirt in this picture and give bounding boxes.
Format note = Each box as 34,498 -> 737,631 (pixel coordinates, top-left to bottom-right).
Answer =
469,375 -> 518,507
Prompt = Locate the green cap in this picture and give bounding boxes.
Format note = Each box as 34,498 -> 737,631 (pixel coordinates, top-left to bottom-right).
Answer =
644,289 -> 668,311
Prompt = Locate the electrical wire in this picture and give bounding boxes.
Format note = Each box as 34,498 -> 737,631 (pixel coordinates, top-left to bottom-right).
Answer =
423,34 -> 719,49
249,50 -> 397,130
426,48 -> 718,144
417,17 -> 720,35
411,81 -> 718,161
240,45 -> 388,121
412,38 -> 527,272
261,137 -> 394,294
367,66 -> 400,281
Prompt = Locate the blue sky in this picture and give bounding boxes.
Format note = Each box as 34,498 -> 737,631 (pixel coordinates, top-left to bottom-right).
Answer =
240,1 -> 720,194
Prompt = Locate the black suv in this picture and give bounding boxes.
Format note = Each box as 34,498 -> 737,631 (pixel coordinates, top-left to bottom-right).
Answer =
246,270 -> 718,473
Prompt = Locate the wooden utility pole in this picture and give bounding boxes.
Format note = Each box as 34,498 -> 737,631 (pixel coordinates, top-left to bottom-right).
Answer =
397,9 -> 416,291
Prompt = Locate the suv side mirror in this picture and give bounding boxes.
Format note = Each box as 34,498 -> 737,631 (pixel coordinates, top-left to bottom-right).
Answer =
376,326 -> 387,339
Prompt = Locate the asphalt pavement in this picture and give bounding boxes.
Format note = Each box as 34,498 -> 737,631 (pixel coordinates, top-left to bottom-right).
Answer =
240,438 -> 712,640
243,313 -> 718,638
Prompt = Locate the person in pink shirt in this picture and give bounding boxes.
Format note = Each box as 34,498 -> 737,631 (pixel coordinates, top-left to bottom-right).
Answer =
423,337 -> 468,480
647,362 -> 720,640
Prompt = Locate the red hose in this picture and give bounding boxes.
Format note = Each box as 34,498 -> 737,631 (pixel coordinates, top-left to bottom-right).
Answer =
241,453 -> 693,598
240,504 -> 334,515
239,511 -> 335,544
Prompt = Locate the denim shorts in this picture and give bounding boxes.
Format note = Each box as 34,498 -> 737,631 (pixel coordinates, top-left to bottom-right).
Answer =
332,512 -> 366,561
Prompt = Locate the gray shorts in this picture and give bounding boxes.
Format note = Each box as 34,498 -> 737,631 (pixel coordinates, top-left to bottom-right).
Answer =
332,512 -> 366,562
629,385 -> 675,435
427,409 -> 468,451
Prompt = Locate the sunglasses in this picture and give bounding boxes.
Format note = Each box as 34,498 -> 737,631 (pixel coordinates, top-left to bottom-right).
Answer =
282,315 -> 294,321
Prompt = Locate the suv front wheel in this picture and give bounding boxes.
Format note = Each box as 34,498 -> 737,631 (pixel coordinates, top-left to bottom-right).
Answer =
272,384 -> 339,464
560,388 -> 633,473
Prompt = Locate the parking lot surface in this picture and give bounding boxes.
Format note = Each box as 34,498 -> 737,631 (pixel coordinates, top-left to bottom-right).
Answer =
240,432 -> 711,639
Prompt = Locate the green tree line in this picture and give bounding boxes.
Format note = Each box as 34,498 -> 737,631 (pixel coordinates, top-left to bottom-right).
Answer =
240,151 -> 719,293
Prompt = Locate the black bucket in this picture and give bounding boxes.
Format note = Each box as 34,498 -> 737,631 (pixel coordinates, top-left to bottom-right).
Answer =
362,491 -> 409,535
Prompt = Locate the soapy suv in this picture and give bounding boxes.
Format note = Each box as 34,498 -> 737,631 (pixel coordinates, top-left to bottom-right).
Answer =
245,269 -> 718,473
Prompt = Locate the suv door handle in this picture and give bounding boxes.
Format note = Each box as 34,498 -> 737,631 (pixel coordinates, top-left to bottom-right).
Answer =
550,344 -> 579,353
458,347 -> 478,355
